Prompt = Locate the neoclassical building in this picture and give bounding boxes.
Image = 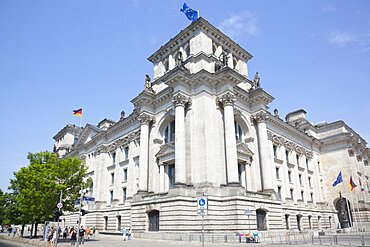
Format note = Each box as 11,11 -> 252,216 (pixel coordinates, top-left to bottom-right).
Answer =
54,18 -> 370,234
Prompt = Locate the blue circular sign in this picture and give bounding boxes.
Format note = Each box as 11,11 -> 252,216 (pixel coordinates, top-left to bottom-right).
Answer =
199,198 -> 206,207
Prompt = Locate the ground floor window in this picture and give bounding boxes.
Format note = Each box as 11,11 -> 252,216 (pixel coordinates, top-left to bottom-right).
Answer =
256,209 -> 267,231
297,215 -> 302,231
285,214 -> 289,230
148,210 -> 159,231
168,165 -> 175,189
117,215 -> 121,231
104,216 -> 108,230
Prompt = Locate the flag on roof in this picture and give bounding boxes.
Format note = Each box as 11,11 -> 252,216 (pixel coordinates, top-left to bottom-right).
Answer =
73,108 -> 83,117
349,176 -> 357,191
180,3 -> 199,22
332,171 -> 343,187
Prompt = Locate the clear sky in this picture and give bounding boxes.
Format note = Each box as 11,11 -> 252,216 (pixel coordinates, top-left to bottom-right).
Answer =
0,1 -> 369,192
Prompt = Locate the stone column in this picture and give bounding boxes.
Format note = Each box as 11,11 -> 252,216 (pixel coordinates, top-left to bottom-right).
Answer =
138,113 -> 153,192
218,92 -> 239,185
159,164 -> 165,193
172,93 -> 189,185
252,111 -> 274,192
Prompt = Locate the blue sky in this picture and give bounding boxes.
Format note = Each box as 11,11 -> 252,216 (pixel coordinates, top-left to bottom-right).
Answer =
0,0 -> 369,191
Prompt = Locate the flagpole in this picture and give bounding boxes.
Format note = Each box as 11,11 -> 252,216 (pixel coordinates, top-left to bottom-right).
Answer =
80,115 -> 82,128
349,190 -> 359,231
341,181 -> 353,229
348,156 -> 364,232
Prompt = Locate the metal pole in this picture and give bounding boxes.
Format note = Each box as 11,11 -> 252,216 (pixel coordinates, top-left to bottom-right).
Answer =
76,191 -> 83,247
248,215 -> 251,236
201,212 -> 204,247
55,191 -> 63,247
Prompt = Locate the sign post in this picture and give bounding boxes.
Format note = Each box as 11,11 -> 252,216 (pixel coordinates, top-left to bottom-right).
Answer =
244,209 -> 253,237
55,191 -> 63,247
197,194 -> 208,247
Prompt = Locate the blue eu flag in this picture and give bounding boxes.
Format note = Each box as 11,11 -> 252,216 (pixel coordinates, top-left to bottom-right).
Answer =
332,171 -> 343,187
180,3 -> 199,22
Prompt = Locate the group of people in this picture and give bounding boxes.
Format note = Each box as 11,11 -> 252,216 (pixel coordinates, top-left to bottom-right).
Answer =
47,225 -> 95,246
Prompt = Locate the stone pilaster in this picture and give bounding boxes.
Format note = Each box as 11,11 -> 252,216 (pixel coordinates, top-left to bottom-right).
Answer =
251,111 -> 274,192
137,113 -> 154,192
172,93 -> 189,185
217,92 -> 239,185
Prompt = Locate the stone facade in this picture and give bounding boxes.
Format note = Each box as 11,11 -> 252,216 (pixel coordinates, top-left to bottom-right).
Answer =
54,18 -> 370,234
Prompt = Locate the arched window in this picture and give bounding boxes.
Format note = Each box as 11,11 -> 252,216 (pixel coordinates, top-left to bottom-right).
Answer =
164,120 -> 175,143
235,121 -> 243,142
148,210 -> 160,231
256,209 -> 267,231
296,215 -> 302,231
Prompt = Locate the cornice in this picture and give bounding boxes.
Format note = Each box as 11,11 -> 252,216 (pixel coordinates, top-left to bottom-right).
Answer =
53,124 -> 82,140
266,112 -> 315,145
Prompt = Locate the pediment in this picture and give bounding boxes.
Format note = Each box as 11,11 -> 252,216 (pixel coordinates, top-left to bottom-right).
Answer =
237,142 -> 254,162
155,143 -> 175,159
75,124 -> 102,147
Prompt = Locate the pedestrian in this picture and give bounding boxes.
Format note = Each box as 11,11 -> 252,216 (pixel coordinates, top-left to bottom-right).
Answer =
127,228 -> 132,240
85,226 -> 90,239
48,227 -> 56,247
122,227 -> 127,241
63,227 -> 68,239
70,227 -> 77,246
78,225 -> 85,245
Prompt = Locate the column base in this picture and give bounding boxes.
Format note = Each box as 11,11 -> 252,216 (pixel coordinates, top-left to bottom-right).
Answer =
174,182 -> 188,188
227,182 -> 241,187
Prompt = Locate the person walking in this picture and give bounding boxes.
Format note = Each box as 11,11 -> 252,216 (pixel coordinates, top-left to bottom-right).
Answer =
78,225 -> 85,245
70,227 -> 77,246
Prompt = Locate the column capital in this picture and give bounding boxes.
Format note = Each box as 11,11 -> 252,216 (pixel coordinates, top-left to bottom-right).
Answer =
138,113 -> 155,125
217,92 -> 236,107
251,111 -> 269,124
172,93 -> 189,107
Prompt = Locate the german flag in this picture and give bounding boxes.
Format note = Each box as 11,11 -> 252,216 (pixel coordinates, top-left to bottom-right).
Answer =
349,176 -> 357,191
73,108 -> 83,117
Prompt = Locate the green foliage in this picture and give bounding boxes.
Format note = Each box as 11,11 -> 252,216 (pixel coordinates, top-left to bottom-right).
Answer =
8,151 -> 88,223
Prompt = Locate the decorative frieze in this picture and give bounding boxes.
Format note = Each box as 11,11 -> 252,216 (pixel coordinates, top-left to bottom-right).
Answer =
95,145 -> 109,155
267,130 -> 313,158
172,93 -> 189,107
216,92 -> 236,107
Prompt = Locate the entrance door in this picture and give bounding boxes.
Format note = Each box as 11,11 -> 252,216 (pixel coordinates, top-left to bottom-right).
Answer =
148,210 -> 159,231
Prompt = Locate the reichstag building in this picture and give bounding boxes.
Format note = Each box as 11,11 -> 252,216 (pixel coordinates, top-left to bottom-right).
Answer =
54,18 -> 370,235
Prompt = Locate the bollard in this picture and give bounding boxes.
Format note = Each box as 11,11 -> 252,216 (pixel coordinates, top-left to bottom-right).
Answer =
361,235 -> 365,246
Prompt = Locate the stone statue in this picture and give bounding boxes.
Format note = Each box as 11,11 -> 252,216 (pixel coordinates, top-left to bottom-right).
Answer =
219,51 -> 229,66
252,72 -> 260,89
120,110 -> 125,120
144,74 -> 154,92
176,51 -> 183,66
274,108 -> 279,118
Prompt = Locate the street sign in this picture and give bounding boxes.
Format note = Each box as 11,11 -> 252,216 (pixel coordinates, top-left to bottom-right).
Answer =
197,197 -> 207,210
244,209 -> 253,216
83,196 -> 95,205
57,202 -> 63,209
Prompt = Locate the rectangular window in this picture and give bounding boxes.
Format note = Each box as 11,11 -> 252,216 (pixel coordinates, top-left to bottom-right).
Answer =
112,152 -> 116,165
301,191 -> 304,201
123,169 -> 128,182
273,145 -> 278,159
288,171 -> 292,183
296,154 -> 300,165
111,172 -> 115,185
276,167 -> 280,179
110,190 -> 113,204
308,177 -> 312,188
306,158 -> 309,169
290,189 -> 294,200
124,146 -> 129,160
278,186 -> 282,199
122,187 -> 127,204
286,150 -> 289,163
310,192 -> 314,201
238,164 -> 244,184
168,165 -> 175,189
299,174 -> 302,186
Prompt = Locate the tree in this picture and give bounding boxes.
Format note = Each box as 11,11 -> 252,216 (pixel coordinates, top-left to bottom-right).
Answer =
9,151 -> 88,231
